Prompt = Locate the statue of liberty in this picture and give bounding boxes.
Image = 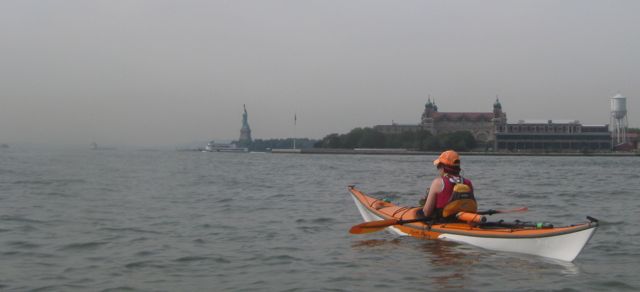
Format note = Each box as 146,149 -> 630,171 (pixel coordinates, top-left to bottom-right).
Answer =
242,105 -> 249,128
239,104 -> 252,146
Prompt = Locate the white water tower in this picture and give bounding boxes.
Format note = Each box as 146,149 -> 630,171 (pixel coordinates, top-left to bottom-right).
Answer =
610,93 -> 628,145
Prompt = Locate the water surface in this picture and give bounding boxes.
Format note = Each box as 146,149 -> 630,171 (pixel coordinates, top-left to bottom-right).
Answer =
0,149 -> 638,291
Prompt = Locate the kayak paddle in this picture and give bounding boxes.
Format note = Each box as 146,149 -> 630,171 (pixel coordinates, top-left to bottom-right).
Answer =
349,207 -> 528,234
349,218 -> 428,234
477,207 -> 528,215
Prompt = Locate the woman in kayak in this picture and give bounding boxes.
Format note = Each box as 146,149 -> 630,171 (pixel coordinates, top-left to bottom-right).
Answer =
422,150 -> 477,220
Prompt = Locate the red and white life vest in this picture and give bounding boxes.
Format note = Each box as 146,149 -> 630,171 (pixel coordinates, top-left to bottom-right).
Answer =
435,175 -> 474,209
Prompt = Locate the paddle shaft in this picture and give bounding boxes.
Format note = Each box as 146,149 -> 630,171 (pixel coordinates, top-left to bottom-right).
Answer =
395,212 -> 485,225
393,218 -> 431,225
477,207 -> 528,215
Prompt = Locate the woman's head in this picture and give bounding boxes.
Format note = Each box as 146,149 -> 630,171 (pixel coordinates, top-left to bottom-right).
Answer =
433,150 -> 461,175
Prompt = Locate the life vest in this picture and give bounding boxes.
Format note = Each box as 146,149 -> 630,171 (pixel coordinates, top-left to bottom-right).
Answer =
435,175 -> 477,218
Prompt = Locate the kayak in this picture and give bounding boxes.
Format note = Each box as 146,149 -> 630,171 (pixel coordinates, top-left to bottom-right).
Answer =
348,186 -> 598,262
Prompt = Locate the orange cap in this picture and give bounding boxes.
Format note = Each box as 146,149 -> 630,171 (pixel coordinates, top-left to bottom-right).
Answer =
433,150 -> 460,167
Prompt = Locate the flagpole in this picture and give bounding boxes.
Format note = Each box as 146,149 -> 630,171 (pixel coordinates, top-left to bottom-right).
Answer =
293,113 -> 297,149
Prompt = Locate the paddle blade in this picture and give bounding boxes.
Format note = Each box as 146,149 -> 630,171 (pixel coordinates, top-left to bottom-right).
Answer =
349,219 -> 400,234
498,207 -> 528,213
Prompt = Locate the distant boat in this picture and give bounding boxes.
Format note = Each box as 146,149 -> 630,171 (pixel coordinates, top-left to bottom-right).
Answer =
91,142 -> 116,151
204,141 -> 248,153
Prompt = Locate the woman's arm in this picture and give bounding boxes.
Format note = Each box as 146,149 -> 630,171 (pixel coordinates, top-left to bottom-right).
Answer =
422,177 -> 443,217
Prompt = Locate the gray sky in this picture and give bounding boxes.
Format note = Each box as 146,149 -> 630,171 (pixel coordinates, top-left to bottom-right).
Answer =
1,0 -> 638,146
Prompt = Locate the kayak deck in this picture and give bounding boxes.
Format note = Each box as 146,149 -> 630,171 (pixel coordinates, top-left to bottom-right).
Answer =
349,186 -> 598,261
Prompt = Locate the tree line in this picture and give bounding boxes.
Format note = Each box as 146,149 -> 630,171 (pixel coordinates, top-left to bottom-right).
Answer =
244,138 -> 317,151
313,128 -> 478,151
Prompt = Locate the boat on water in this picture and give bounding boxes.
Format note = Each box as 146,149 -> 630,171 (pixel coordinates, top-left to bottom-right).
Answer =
204,141 -> 248,153
348,186 -> 598,262
90,142 -> 116,151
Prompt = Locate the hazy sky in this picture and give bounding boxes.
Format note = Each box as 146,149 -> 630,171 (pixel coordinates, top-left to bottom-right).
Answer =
1,0 -> 638,146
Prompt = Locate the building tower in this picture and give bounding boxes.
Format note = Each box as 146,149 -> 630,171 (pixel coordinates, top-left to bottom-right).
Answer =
239,104 -> 252,146
493,97 -> 502,117
492,97 -> 507,124
421,97 -> 438,122
421,97 -> 438,133
610,93 -> 629,146
491,97 -> 507,150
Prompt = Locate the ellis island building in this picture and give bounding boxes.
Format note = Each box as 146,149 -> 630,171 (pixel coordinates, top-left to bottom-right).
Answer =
374,98 -> 507,149
374,98 -> 611,152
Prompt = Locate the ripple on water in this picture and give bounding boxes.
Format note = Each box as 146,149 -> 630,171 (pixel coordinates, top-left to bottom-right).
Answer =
40,191 -> 76,198
174,256 -> 208,262
2,251 -> 56,258
99,227 -> 162,234
269,246 -> 303,252
125,260 -> 166,269
587,280 -> 638,291
0,215 -> 46,224
173,255 -> 231,264
12,178 -> 86,186
295,217 -> 336,224
100,286 -> 138,292
12,180 -> 54,185
216,197 -> 234,203
58,241 -> 109,251
260,254 -> 302,266
29,285 -> 61,292
63,265 -> 101,274
6,240 -> 41,249
266,193 -> 291,199
370,191 -> 401,200
132,250 -> 155,257
296,226 -> 324,233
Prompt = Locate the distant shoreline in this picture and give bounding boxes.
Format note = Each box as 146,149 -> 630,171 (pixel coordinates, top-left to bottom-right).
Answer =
270,148 -> 640,157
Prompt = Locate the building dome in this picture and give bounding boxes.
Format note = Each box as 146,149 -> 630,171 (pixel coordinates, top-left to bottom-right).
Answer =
494,98 -> 502,109
425,98 -> 434,108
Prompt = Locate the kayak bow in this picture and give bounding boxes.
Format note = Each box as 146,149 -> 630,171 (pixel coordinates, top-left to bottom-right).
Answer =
348,186 -> 598,262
